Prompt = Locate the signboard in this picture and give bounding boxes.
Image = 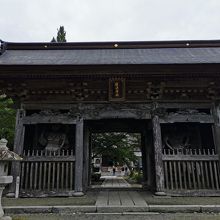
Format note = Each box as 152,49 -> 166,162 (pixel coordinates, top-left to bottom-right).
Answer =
109,78 -> 125,101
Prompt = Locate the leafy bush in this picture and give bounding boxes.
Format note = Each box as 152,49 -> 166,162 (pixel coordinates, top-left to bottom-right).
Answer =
129,171 -> 143,184
0,96 -> 16,147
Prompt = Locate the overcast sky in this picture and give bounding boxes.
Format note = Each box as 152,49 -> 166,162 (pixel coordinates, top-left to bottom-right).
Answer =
1,0 -> 220,42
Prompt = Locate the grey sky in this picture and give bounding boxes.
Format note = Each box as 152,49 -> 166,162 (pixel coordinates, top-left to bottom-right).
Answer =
1,0 -> 220,42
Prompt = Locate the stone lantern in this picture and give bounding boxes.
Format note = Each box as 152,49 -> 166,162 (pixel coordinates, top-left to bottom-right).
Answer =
0,138 -> 22,220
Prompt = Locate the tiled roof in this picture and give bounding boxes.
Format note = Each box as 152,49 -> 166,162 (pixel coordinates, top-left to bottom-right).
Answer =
1,41 -> 220,65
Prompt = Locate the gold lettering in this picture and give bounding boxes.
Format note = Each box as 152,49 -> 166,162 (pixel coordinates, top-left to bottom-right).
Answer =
114,81 -> 119,97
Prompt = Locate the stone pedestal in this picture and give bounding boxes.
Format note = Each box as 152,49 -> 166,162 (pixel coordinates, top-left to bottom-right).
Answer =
0,138 -> 22,220
73,191 -> 85,197
0,176 -> 13,220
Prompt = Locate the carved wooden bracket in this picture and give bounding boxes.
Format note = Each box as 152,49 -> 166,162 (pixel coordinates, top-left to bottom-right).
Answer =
146,82 -> 165,100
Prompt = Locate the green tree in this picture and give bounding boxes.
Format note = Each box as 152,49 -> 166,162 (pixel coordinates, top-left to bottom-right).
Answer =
51,26 -> 67,42
0,95 -> 16,147
92,132 -> 140,170
51,37 -> 56,43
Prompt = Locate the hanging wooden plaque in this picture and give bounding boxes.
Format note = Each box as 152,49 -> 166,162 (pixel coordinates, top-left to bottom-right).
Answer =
109,78 -> 125,101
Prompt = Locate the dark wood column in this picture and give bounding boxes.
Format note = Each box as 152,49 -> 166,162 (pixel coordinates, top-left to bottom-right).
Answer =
213,104 -> 220,172
141,131 -> 147,186
9,109 -> 25,196
83,124 -> 90,189
145,128 -> 154,189
152,115 -> 166,196
74,118 -> 84,196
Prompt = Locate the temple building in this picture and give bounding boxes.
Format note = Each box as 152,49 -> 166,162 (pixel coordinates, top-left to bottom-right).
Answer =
0,40 -> 220,197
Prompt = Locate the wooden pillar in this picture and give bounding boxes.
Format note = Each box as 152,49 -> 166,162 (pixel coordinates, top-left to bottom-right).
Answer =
83,124 -> 90,189
74,118 -> 84,196
152,115 -> 166,196
88,133 -> 92,186
145,128 -> 154,189
213,104 -> 220,172
141,131 -> 147,186
8,109 -> 25,196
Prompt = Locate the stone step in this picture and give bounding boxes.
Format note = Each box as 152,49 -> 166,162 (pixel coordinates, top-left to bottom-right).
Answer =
10,212 -> 220,220
4,204 -> 220,214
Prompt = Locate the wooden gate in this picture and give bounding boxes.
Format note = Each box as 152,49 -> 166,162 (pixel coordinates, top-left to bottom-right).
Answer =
163,149 -> 220,193
20,150 -> 75,197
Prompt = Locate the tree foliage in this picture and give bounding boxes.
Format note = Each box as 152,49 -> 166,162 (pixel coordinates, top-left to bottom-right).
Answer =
0,95 -> 16,147
51,26 -> 67,42
92,132 -> 141,168
51,37 -> 56,43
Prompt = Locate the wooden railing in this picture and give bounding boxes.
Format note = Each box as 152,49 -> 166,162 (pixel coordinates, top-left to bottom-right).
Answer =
20,150 -> 75,196
162,149 -> 220,191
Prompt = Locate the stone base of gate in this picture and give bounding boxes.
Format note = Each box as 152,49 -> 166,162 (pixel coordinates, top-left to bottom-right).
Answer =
73,192 -> 84,197
4,204 -> 220,214
165,190 -> 220,197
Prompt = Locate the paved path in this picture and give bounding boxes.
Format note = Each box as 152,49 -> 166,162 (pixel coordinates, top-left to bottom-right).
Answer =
96,176 -> 148,210
96,191 -> 147,207
96,176 -> 147,208
101,176 -> 131,188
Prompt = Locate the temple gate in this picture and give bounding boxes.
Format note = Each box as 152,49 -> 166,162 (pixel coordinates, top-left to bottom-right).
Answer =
0,40 -> 220,197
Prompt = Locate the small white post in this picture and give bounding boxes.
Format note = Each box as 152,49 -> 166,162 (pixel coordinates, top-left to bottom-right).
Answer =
15,176 -> 20,199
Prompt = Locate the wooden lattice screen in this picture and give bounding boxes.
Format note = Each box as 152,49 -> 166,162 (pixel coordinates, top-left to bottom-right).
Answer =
20,150 -> 75,196
163,149 -> 220,191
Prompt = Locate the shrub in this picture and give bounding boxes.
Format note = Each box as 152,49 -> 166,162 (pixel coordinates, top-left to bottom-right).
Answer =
129,171 -> 143,183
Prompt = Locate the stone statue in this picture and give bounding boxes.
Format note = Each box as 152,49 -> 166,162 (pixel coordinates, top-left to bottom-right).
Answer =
39,125 -> 67,152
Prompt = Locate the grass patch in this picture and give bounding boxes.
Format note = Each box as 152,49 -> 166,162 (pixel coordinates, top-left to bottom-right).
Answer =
3,195 -> 96,206
142,192 -> 220,205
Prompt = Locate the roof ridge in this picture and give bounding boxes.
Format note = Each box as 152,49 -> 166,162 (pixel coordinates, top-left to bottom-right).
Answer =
3,40 -> 220,50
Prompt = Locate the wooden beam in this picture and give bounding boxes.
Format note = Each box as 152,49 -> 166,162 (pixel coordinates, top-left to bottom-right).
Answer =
74,118 -> 84,195
162,155 -> 218,161
152,115 -> 166,196
22,116 -> 77,125
22,103 -> 152,120
158,102 -> 213,109
22,156 -> 76,162
160,115 -> 214,124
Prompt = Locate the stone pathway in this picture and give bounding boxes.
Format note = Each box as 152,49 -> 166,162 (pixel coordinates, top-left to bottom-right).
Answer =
101,176 -> 131,188
95,191 -> 147,207
96,177 -> 147,209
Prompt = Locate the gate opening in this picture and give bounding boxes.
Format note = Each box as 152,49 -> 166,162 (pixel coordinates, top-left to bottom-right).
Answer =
85,119 -> 153,190
91,132 -> 142,188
